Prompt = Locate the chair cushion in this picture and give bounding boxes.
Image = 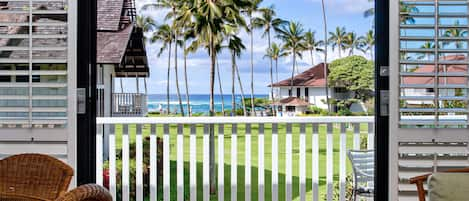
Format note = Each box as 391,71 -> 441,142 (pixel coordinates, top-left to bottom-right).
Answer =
428,173 -> 469,201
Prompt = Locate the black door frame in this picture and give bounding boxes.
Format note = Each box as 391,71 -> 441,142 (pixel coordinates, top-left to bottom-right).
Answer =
375,0 -> 390,200
76,0 -> 97,185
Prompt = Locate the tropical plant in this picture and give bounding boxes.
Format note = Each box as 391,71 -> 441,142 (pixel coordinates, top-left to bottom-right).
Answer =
244,0 -> 263,116
225,25 -> 247,116
151,24 -> 173,114
328,56 -> 374,111
190,0 -> 249,192
328,26 -> 348,58
176,1 -> 197,116
321,0 -> 330,112
302,30 -> 324,65
444,21 -> 468,49
253,5 -> 286,115
359,30 -> 375,59
265,42 -> 288,114
345,32 -> 361,56
144,0 -> 185,116
400,2 -> 419,24
364,0 -> 374,18
135,15 -> 157,33
277,21 -> 306,95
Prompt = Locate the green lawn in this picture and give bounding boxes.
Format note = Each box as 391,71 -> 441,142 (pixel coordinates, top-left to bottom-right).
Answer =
109,123 -> 370,201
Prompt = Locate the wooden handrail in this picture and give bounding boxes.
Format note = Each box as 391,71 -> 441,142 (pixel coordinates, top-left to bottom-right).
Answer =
409,167 -> 469,201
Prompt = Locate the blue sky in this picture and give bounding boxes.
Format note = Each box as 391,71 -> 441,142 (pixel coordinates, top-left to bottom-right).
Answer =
121,0 -> 374,95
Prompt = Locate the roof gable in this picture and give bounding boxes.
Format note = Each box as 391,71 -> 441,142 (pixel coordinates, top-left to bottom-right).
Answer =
270,63 -> 328,87
97,0 -> 124,31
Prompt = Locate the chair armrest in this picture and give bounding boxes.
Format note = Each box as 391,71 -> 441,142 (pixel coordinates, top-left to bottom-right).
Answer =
55,184 -> 112,201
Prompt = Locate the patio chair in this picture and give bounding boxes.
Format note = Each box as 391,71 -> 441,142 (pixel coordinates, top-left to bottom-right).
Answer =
55,184 -> 112,201
0,154 -> 111,201
0,153 -> 74,201
410,168 -> 469,201
348,150 -> 375,201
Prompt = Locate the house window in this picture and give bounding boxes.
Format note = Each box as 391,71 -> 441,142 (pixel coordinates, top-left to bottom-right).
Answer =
297,88 -> 301,98
305,88 -> 309,97
286,106 -> 295,112
288,89 -> 292,96
399,0 -> 469,128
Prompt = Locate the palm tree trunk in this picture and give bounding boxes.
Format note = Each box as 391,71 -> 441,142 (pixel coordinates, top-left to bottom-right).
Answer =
231,51 -> 236,116
167,41 -> 172,115
268,30 -> 275,116
321,0 -> 331,112
209,34 -> 216,194
174,35 -> 185,116
310,49 -> 314,65
216,58 -> 225,116
250,17 -> 255,116
183,41 -> 191,116
275,58 -> 279,115
290,53 -> 296,95
235,63 -> 247,116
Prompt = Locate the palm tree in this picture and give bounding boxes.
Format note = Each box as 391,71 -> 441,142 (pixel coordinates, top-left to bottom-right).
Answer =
143,0 -> 185,115
328,26 -> 348,58
364,0 -> 374,18
136,15 -> 156,33
151,24 -> 173,114
444,21 -> 467,49
400,2 -> 419,24
244,0 -> 262,116
321,0 -> 330,112
253,6 -> 287,110
302,30 -> 324,65
277,21 -> 306,95
359,30 -> 375,59
265,42 -> 288,114
345,32 -> 361,56
191,0 -> 248,192
176,2 -> 196,116
225,25 -> 247,116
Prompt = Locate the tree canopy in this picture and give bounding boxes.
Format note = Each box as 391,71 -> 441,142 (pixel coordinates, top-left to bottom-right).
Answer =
328,56 -> 374,108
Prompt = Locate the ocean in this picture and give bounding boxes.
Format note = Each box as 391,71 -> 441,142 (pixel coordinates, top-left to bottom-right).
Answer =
147,94 -> 269,114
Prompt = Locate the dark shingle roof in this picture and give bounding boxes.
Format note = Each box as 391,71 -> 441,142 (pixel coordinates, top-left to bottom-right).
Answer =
269,63 -> 328,87
97,25 -> 133,64
97,0 -> 124,31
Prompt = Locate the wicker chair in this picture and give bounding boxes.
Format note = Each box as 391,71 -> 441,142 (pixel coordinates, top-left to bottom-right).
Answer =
0,154 -> 112,201
0,154 -> 74,201
55,184 -> 112,201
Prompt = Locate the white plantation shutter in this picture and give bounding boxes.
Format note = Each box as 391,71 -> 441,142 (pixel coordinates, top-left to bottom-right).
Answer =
399,0 -> 469,128
391,1 -> 469,200
0,0 -> 69,128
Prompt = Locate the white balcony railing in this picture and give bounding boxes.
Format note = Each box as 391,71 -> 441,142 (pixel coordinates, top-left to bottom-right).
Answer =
96,116 -> 375,201
112,93 -> 148,117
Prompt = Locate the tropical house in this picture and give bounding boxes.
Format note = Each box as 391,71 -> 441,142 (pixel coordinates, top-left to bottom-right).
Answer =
269,63 -> 365,115
96,0 -> 149,117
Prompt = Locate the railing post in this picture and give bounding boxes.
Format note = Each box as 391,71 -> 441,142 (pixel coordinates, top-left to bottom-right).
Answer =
285,123 -> 292,201
218,124 -> 224,201
163,124 -> 170,201
189,124 -> 197,201
258,123 -> 265,201
231,123 -> 238,201
149,124 -> 157,201
272,123 -> 279,201
326,123 -> 333,201
312,123 -> 319,201
245,123 -> 252,201
177,124 -> 184,201
299,123 -> 306,201
122,124 -> 130,201
136,124 -> 143,201
339,123 -> 347,201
